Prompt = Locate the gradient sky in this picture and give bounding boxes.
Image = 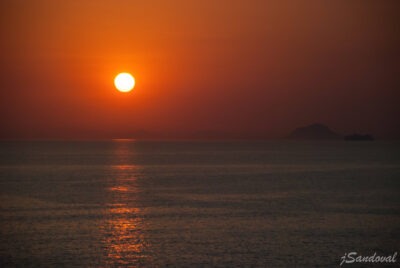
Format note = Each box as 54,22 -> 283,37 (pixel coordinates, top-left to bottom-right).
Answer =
1,0 -> 399,139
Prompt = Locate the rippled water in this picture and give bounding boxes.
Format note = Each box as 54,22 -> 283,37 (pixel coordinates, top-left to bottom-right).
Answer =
0,141 -> 399,266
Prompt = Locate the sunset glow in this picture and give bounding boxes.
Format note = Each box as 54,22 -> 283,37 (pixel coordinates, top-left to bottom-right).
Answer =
1,1 -> 398,139
0,1 -> 398,266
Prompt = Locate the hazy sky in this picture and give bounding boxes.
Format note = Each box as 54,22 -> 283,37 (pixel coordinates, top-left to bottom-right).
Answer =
1,0 -> 399,139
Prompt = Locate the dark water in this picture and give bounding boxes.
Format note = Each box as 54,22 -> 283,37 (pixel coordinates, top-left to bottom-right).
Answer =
0,141 -> 399,267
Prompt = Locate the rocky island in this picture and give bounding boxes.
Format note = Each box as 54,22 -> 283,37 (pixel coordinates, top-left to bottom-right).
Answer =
287,123 -> 342,140
344,134 -> 374,141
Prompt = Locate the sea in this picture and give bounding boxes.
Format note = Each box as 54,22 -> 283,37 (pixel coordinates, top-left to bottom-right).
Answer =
0,140 -> 399,267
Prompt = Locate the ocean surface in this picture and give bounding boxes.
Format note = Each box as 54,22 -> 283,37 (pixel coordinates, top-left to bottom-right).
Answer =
0,141 -> 399,267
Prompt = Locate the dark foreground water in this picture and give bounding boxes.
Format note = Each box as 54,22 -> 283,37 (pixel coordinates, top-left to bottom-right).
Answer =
0,141 -> 399,267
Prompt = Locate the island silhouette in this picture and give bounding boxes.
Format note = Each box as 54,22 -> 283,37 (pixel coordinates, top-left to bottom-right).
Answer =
287,123 -> 374,141
344,134 -> 374,141
287,123 -> 341,140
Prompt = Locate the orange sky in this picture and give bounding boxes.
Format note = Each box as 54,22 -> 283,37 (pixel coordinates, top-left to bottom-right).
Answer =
1,0 -> 399,139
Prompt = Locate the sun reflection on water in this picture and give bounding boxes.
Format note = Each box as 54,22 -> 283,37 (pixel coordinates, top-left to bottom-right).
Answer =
102,140 -> 149,266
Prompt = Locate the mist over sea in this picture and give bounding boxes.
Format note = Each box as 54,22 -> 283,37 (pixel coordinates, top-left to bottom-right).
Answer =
1,141 -> 399,266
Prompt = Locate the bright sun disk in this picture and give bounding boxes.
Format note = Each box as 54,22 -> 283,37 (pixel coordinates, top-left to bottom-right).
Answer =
114,72 -> 135,92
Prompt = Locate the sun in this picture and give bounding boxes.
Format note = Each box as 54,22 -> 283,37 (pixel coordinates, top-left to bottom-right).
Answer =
114,72 -> 135,92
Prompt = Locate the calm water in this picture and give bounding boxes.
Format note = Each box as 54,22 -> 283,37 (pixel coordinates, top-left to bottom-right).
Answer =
0,141 -> 399,267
